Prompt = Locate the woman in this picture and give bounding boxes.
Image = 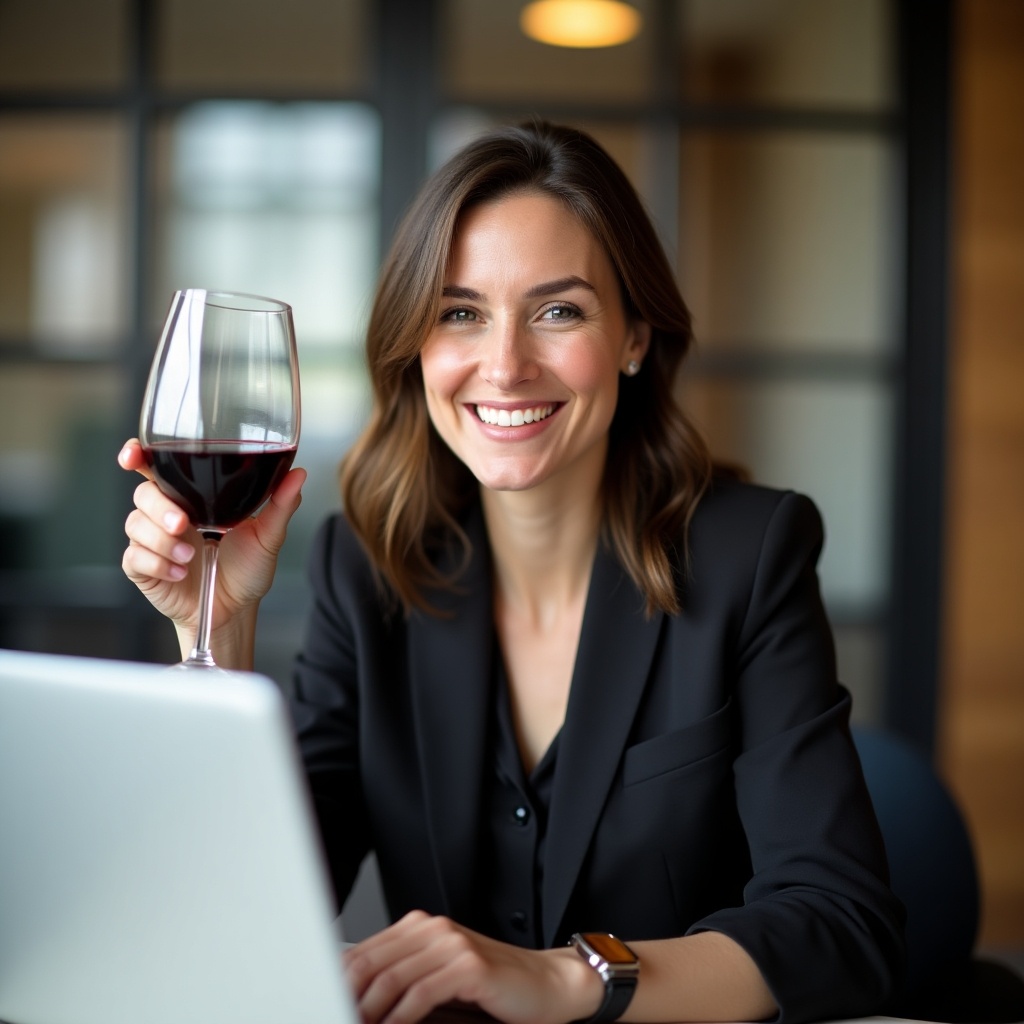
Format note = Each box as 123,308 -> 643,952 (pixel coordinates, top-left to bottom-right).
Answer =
120,121 -> 905,1024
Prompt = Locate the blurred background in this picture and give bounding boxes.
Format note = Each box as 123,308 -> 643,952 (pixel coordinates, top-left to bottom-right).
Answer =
0,0 -> 1020,958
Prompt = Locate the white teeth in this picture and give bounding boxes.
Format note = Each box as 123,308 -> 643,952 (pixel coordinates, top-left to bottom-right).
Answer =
475,404 -> 554,426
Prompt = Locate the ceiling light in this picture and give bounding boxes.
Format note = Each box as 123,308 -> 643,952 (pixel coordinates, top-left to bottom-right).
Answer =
520,0 -> 643,49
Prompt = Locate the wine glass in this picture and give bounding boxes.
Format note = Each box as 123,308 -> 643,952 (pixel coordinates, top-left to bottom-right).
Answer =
139,289 -> 300,669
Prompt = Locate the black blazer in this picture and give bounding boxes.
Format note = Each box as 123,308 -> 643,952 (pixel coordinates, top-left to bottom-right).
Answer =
288,478 -> 905,1023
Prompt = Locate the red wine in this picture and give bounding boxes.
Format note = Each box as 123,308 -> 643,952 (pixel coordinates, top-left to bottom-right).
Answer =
142,441 -> 297,534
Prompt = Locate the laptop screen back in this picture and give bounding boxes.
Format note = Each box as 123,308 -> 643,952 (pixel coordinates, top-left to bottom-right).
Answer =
0,649 -> 356,1024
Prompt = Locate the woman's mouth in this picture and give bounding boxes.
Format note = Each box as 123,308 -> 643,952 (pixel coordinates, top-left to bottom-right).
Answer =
474,403 -> 557,427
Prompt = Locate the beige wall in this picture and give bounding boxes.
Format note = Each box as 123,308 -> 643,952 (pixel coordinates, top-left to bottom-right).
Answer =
941,0 -> 1024,947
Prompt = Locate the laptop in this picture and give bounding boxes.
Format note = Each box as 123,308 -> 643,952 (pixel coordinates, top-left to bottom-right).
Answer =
0,648 -> 358,1024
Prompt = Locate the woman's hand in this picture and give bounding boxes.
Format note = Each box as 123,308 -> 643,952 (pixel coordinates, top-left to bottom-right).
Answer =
344,912 -> 602,1024
118,438 -> 306,664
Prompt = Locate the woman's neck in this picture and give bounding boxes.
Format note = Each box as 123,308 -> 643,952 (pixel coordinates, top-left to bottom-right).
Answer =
480,466 -> 603,628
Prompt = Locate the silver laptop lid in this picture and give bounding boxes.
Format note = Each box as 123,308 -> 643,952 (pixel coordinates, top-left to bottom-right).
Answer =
0,649 -> 356,1024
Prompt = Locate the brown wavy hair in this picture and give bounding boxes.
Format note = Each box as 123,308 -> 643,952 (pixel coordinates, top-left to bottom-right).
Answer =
340,120 -> 711,615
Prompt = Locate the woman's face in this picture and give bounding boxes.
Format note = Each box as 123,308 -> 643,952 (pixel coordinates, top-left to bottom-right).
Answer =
419,191 -> 649,497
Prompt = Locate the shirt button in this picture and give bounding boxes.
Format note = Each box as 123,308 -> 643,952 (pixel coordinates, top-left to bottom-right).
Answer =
512,805 -> 530,826
510,910 -> 528,931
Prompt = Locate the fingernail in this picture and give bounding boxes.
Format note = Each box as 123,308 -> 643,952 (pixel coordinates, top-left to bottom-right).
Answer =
163,511 -> 182,531
169,564 -> 187,581
118,447 -> 131,466
172,542 -> 193,562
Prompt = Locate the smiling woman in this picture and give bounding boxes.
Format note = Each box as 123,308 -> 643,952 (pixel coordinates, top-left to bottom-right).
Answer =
119,121 -> 906,1024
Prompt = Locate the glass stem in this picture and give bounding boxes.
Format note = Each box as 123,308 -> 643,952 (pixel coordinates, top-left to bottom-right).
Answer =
185,533 -> 222,668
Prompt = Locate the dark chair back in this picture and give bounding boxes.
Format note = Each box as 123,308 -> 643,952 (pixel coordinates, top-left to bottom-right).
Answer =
853,725 -> 979,987
852,725 -> 1024,1022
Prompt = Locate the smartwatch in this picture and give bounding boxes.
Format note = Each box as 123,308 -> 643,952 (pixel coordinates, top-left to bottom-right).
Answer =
570,931 -> 640,1024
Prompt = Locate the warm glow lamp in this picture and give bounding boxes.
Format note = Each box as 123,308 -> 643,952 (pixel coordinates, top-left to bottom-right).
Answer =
520,0 -> 642,49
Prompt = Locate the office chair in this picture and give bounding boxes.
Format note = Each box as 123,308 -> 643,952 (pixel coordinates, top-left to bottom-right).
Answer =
852,725 -> 1024,1023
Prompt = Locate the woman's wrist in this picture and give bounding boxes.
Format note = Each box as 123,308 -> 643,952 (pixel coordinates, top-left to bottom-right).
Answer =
546,945 -> 606,1024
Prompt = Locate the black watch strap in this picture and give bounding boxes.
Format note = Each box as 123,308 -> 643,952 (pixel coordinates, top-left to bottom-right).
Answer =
586,974 -> 636,1024
570,932 -> 640,1024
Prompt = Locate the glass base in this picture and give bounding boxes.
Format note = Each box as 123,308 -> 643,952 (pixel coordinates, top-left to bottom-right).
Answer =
167,654 -> 229,673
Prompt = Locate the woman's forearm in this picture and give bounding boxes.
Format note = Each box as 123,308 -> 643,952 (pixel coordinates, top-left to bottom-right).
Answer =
621,931 -> 776,1024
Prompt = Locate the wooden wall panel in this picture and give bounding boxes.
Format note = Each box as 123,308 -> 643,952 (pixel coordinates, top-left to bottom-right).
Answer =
941,0 -> 1024,947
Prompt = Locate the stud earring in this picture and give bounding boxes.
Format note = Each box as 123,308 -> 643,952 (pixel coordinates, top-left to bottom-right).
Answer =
626,360 -> 641,376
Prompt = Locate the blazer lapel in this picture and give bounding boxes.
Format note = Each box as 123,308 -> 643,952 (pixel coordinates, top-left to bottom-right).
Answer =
541,543 -> 665,945
407,508 -> 494,925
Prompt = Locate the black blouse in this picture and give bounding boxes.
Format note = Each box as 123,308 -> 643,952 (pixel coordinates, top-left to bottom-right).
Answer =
476,648 -> 559,948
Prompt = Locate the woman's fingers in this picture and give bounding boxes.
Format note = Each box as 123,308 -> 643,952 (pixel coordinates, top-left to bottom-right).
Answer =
251,466 -> 306,552
120,440 -> 192,555
344,912 -> 430,997
122,538 -> 189,584
346,914 -> 515,1024
345,913 -> 594,1024
361,940 -> 477,1024
117,438 -> 153,480
123,507 -> 195,582
120,468 -> 195,585
348,916 -> 468,1024
131,478 -> 189,534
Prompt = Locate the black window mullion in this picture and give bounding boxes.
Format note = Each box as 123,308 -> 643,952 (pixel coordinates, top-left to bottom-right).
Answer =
375,0 -> 440,253
119,0 -> 169,660
884,0 -> 953,755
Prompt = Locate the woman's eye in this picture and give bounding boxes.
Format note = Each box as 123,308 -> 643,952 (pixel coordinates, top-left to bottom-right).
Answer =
440,307 -> 478,323
540,303 -> 583,321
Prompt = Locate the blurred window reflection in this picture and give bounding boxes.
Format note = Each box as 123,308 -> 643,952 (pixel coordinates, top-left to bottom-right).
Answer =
679,0 -> 894,108
679,132 -> 898,353
0,366 -> 127,570
154,102 -> 379,346
156,0 -> 369,94
0,0 -> 127,90
681,376 -> 893,611
0,116 -> 130,354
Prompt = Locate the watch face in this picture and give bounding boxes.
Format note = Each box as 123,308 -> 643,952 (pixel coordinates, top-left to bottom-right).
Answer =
580,932 -> 638,965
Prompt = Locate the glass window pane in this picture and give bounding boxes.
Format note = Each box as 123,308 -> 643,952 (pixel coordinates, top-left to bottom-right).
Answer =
156,0 -> 370,94
0,366 -> 127,571
834,623 -> 886,725
153,102 -> 379,343
0,115 -> 130,354
680,376 -> 892,611
679,132 -> 898,354
680,0 -> 895,109
441,0 -> 658,104
0,0 -> 127,90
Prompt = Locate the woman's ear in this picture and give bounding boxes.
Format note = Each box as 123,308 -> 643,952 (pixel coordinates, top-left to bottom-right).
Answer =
622,319 -> 651,373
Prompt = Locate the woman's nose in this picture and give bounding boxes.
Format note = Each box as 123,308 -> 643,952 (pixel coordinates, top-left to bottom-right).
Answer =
479,321 -> 538,391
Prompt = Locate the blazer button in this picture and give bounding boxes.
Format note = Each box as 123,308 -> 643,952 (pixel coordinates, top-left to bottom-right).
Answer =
512,805 -> 530,826
510,910 -> 528,931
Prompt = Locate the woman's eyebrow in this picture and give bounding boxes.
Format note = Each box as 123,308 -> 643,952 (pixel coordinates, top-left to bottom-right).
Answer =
441,285 -> 481,300
524,276 -> 596,298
